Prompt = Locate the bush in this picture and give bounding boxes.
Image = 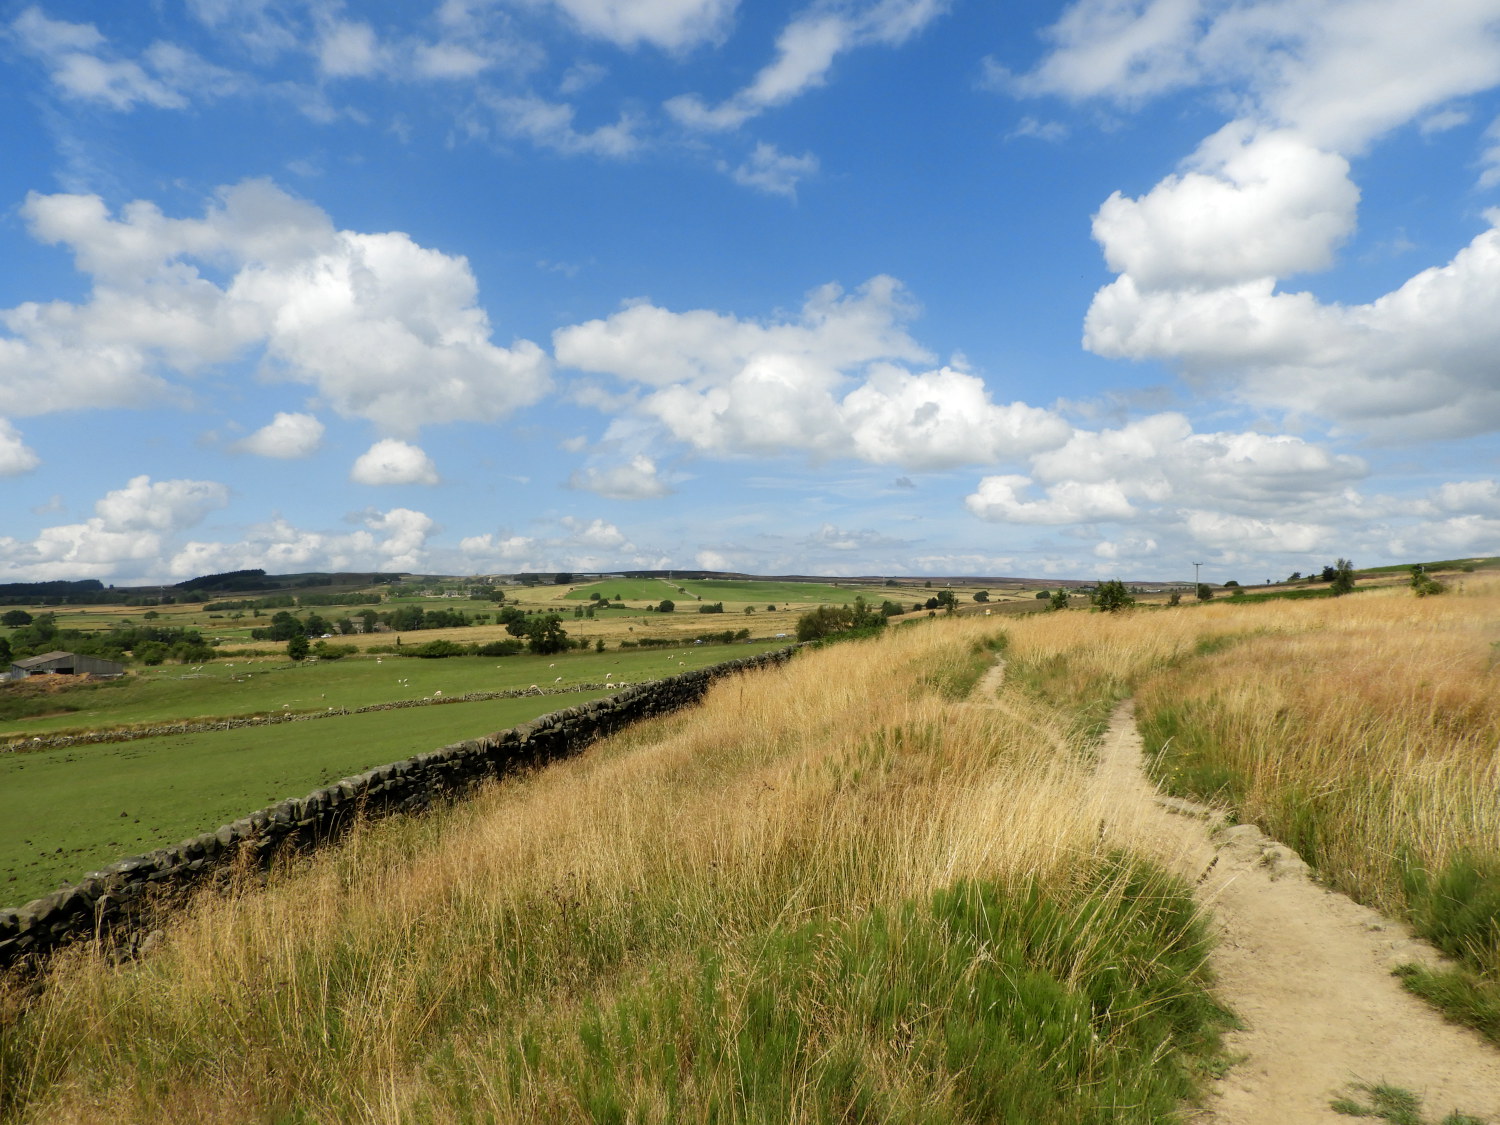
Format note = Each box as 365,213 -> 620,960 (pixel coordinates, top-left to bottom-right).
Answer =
657,600 -> 675,613
1091,580 -> 1135,613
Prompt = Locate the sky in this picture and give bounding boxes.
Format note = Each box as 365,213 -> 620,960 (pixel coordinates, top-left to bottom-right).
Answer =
1,0 -> 1498,585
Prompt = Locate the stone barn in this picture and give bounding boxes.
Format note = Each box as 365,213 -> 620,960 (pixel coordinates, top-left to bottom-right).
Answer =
7,651 -> 126,680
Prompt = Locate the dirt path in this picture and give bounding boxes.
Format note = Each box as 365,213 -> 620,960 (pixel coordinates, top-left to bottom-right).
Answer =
1085,700 -> 1500,1123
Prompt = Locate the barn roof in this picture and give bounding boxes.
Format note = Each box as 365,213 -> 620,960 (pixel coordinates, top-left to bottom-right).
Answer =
13,651 -> 75,668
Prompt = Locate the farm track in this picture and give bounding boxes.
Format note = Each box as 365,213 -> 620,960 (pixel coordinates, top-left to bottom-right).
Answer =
1099,700 -> 1500,1122
973,663 -> 1500,1122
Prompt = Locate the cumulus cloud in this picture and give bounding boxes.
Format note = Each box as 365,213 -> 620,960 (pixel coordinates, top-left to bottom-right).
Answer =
458,515 -> 642,572
0,420 -> 41,476
0,179 -> 551,434
234,411 -> 325,458
1010,2 -> 1500,443
568,454 -> 674,499
1093,126 -> 1359,291
964,413 -> 1368,563
1084,215 -> 1500,439
350,439 -> 440,485
666,0 -> 947,130
556,276 -> 1070,470
0,474 -> 229,581
168,506 -> 437,578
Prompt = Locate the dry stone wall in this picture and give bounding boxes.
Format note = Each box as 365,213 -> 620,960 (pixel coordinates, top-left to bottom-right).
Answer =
0,648 -> 795,972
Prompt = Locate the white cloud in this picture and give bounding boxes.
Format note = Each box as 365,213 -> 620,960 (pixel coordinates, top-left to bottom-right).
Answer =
480,93 -> 642,156
1085,215 -> 1500,439
533,0 -> 737,50
350,439 -> 440,485
1182,509 -> 1331,555
1015,0 -> 1500,154
965,474 -> 1138,524
666,0 -> 947,130
723,142 -> 819,197
168,507 -> 437,579
1432,479 -> 1500,516
0,420 -> 41,476
12,6 -> 240,110
234,411 -> 325,459
1093,126 -> 1359,291
457,515 -> 642,572
0,474 -> 229,581
568,454 -> 674,498
317,19 -> 384,77
1014,0 -> 1500,443
0,180 -> 552,434
556,276 -> 1072,470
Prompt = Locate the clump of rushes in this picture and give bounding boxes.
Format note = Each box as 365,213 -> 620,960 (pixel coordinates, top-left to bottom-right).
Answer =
0,617 -> 1229,1123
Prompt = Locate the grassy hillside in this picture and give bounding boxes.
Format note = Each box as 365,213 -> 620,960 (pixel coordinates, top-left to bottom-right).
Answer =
0,619 -> 1229,1123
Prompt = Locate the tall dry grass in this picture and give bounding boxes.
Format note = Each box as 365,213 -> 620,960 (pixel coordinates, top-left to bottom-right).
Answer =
1128,580 -> 1500,1035
0,619 -> 1225,1123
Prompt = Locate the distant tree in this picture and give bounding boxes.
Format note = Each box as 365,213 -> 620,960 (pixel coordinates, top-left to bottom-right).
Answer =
1319,564 -> 1339,583
879,600 -> 903,617
767,604 -> 776,611
924,597 -> 940,610
142,610 -> 160,621
1288,571 -> 1302,582
286,634 -> 310,661
973,590 -> 990,602
554,573 -> 574,586
744,605 -> 755,614
658,599 -> 675,613
1091,579 -> 1135,613
1035,589 -> 1050,600
135,641 -> 169,666
1048,589 -> 1070,611
1223,579 -> 1240,588
884,579 -> 899,587
935,589 -> 958,613
1329,558 -> 1356,596
1167,592 -> 1182,606
1196,584 -> 1214,602
924,580 -> 932,588
523,615 -> 570,655
1,609 -> 32,628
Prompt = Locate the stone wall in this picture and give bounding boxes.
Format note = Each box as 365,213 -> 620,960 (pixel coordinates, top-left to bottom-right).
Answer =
0,647 -> 795,972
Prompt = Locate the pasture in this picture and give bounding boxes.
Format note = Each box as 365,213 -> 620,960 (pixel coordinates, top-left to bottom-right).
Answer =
0,689 -> 614,904
1,641 -> 782,738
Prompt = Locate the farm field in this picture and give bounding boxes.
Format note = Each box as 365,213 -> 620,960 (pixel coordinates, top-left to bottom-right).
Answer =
0,688 -> 613,905
4,577 -> 1500,1120
1,641 -> 784,737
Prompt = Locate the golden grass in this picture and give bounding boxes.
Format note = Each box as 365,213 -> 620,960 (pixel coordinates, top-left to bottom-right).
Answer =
4,619 -> 1216,1123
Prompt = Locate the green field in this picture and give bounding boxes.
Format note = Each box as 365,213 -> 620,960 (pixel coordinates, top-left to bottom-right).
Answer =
565,577 -> 891,606
561,577 -> 687,602
0,690 -> 616,904
0,641 -> 787,903
2,642 -> 781,737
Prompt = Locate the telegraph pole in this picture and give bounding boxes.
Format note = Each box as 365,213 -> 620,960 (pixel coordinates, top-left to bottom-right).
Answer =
1193,561 -> 1203,590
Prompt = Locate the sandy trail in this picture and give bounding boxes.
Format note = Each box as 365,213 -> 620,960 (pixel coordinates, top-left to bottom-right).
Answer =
1085,699 -> 1500,1124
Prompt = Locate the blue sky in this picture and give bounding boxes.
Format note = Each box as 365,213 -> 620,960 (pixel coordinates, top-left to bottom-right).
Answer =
1,0 -> 1498,584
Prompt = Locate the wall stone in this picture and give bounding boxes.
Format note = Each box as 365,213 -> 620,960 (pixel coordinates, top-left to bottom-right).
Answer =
0,647 -> 795,972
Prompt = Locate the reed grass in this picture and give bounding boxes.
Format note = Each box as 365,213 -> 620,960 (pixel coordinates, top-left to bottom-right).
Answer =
0,619 -> 1227,1123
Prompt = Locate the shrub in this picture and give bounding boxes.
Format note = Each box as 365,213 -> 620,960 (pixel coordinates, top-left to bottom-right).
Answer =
1091,580 -> 1135,613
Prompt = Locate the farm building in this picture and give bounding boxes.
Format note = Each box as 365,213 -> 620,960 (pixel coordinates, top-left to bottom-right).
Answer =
5,651 -> 126,680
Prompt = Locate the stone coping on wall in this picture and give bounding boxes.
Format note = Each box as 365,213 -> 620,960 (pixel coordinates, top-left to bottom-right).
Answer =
0,647 -> 797,972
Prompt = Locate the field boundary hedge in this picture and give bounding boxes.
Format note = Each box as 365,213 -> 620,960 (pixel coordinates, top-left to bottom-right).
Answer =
0,647 -> 796,971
